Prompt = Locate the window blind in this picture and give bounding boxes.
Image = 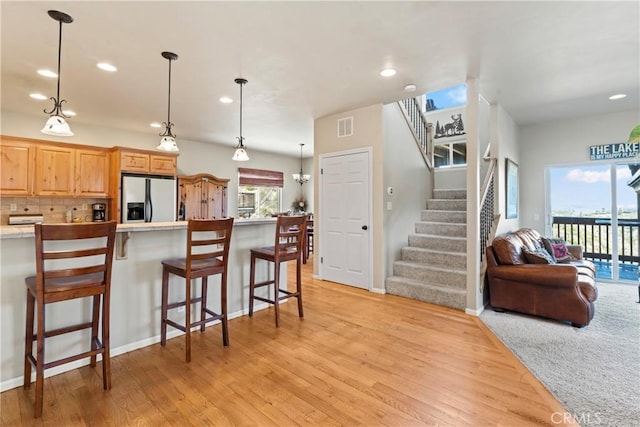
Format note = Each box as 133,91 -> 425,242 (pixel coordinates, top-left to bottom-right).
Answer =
238,168 -> 284,187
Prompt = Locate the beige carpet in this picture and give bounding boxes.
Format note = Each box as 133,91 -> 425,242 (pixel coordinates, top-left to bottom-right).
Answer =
480,282 -> 640,427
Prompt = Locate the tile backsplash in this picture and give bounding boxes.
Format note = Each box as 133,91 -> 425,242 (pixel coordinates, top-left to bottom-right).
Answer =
0,197 -> 109,225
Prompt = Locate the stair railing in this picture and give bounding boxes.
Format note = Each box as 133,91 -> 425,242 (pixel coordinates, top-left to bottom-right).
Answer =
480,157 -> 497,262
397,97 -> 433,170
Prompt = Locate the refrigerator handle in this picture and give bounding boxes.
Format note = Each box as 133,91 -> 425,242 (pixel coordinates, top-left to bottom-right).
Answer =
145,178 -> 153,222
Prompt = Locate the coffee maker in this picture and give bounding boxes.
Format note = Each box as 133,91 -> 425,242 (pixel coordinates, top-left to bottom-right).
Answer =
92,203 -> 106,222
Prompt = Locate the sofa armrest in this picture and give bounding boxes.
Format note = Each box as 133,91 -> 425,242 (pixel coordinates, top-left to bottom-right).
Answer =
567,245 -> 583,260
488,264 -> 578,288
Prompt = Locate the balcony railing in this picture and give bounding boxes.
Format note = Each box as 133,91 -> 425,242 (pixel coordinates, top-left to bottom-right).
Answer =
552,216 -> 640,280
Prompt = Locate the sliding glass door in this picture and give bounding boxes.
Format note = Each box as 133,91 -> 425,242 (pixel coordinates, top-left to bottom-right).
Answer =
548,162 -> 639,282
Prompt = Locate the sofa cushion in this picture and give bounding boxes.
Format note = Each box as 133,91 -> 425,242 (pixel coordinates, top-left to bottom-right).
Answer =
524,247 -> 556,264
515,228 -> 543,251
542,237 -> 577,263
492,233 -> 527,265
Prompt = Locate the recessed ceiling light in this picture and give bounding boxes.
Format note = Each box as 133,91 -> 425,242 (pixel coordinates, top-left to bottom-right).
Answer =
609,94 -> 627,100
37,69 -> 57,78
220,96 -> 233,104
150,122 -> 162,128
380,68 -> 397,77
62,110 -> 76,117
97,62 -> 117,72
29,93 -> 48,100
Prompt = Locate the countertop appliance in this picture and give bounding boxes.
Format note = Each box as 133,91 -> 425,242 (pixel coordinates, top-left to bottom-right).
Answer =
92,203 -> 106,222
121,174 -> 177,223
8,214 -> 44,225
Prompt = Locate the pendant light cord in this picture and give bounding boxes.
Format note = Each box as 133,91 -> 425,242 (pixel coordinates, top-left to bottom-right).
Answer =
55,19 -> 62,109
167,58 -> 172,127
239,80 -> 243,145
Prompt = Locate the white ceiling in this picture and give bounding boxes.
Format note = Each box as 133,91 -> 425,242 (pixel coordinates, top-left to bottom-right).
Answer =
2,1 -> 638,158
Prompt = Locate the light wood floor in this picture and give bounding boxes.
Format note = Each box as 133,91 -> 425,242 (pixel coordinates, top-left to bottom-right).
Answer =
1,257 -> 578,426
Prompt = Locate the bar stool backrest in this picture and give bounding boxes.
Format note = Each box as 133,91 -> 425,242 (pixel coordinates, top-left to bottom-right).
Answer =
34,221 -> 117,298
186,218 -> 234,273
275,215 -> 307,257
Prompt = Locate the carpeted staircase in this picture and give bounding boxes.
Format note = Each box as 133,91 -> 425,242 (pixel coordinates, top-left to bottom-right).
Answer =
386,189 -> 467,310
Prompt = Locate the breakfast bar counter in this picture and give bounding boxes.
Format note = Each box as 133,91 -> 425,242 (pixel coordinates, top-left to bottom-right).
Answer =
0,219 -> 279,391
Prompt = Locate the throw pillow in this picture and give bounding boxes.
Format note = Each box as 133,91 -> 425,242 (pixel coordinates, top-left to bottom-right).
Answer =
523,247 -> 556,264
542,237 -> 576,263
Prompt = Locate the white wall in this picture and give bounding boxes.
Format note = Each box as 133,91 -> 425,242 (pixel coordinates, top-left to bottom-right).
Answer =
383,103 -> 432,284
493,104 -> 520,235
519,109 -> 639,233
1,110 -> 308,217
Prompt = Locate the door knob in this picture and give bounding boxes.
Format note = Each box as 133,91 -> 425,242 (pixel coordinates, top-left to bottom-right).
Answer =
362,225 -> 368,230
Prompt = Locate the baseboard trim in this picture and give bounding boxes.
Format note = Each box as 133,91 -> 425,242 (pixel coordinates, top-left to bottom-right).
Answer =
0,303 -> 271,393
465,305 -> 486,316
370,288 -> 386,294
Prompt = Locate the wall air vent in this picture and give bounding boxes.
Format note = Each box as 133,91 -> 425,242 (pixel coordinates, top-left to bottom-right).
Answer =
337,116 -> 353,138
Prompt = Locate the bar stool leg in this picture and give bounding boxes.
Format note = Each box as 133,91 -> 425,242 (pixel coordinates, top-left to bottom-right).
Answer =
221,272 -> 229,346
297,257 -> 304,318
102,290 -> 111,391
24,290 -> 34,389
90,295 -> 100,367
185,276 -> 192,363
200,277 -> 208,333
249,254 -> 256,317
161,266 -> 169,346
273,261 -> 280,327
34,301 -> 45,418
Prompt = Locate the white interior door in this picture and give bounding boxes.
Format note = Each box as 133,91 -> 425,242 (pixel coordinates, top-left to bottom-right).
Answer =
320,149 -> 371,289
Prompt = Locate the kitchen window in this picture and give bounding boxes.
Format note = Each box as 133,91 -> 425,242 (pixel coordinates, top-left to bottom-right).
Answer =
237,168 -> 283,218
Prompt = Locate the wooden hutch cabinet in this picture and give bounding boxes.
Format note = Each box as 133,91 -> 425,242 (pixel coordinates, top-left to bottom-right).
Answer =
177,174 -> 229,220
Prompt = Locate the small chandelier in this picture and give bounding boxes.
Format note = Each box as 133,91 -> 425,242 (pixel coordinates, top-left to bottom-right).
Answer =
41,10 -> 74,137
157,51 -> 179,152
292,143 -> 310,185
232,78 -> 249,161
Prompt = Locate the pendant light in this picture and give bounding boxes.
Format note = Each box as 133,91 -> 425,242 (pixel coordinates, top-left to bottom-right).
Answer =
292,143 -> 310,185
157,51 -> 179,152
41,10 -> 74,137
232,78 -> 249,161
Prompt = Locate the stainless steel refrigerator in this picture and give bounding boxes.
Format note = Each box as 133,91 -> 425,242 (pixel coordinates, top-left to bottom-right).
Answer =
121,174 -> 177,223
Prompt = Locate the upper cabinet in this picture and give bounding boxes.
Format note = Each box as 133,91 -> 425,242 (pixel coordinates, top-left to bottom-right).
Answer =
1,136 -> 114,198
75,148 -> 110,197
118,148 -> 177,176
0,137 -> 35,196
34,145 -> 75,196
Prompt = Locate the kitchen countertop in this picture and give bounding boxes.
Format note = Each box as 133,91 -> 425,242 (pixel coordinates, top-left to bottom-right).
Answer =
0,218 -> 276,239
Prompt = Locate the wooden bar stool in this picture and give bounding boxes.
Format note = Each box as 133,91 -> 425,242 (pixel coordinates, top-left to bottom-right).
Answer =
24,221 -> 117,418
249,215 -> 306,327
160,218 -> 234,362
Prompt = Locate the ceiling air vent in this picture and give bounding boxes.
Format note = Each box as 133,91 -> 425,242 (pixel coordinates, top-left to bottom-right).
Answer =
337,116 -> 353,138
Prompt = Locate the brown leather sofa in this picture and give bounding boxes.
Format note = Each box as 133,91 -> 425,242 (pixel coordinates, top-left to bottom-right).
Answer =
486,228 -> 597,327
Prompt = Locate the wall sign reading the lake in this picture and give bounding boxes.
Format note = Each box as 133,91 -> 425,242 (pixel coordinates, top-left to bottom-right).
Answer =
589,142 -> 640,160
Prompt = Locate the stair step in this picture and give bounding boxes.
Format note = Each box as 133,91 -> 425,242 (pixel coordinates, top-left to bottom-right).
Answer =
392,261 -> 466,289
421,210 -> 466,223
415,221 -> 466,237
433,189 -> 467,200
401,247 -> 467,269
408,234 -> 466,252
426,199 -> 466,211
386,276 -> 466,311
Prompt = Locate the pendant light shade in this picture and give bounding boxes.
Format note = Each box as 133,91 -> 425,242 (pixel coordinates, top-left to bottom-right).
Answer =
157,51 -> 179,152
41,10 -> 74,137
233,78 -> 249,161
292,143 -> 310,185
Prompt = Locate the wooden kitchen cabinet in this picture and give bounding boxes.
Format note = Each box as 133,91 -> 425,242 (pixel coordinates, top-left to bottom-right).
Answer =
118,149 -> 177,176
75,149 -> 110,197
178,174 -> 229,220
0,137 -> 35,196
35,145 -> 75,196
